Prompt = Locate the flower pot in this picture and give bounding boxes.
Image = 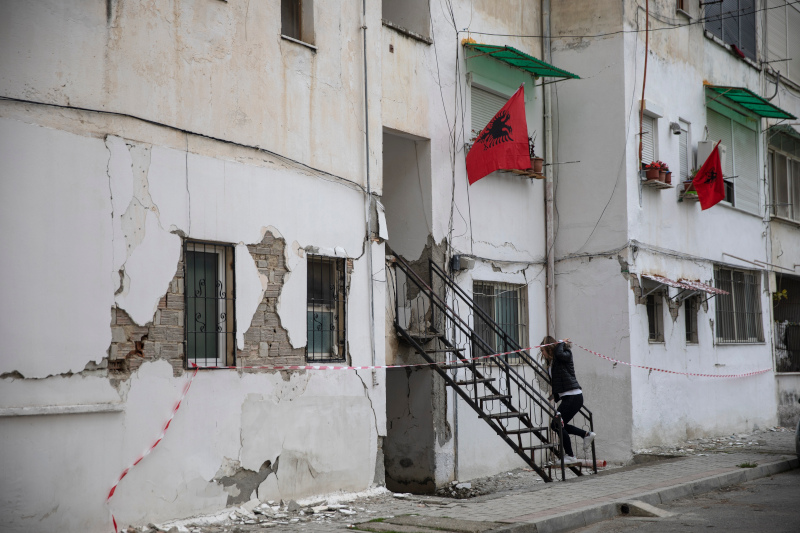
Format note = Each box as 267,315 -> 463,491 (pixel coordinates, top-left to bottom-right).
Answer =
645,168 -> 660,180
531,157 -> 544,173
664,171 -> 672,185
659,170 -> 667,182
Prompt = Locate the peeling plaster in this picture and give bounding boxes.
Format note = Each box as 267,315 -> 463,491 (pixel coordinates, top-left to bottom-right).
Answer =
235,243 -> 268,350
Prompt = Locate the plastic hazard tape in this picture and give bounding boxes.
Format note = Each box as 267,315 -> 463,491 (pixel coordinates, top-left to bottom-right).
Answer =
574,343 -> 772,378
106,364 -> 199,532
103,343 -> 556,531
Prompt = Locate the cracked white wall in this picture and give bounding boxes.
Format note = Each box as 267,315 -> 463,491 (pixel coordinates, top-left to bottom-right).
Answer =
0,118 -> 385,531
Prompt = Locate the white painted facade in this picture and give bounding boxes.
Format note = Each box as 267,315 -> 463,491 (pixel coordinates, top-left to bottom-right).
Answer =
2,1 -> 798,530
1,1 -> 386,531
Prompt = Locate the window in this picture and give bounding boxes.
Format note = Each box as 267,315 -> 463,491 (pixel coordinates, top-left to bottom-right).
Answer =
185,241 -> 236,368
472,282 -> 528,361
684,295 -> 699,344
704,0 -> 756,60
769,131 -> 800,221
774,274 -> 800,372
307,255 -> 346,362
382,0 -> 430,39
678,121 -> 690,182
641,114 -> 657,166
677,0 -> 688,12
706,107 -> 759,213
281,0 -> 314,45
646,292 -> 665,342
471,86 -> 508,138
714,266 -> 764,343
766,0 -> 800,85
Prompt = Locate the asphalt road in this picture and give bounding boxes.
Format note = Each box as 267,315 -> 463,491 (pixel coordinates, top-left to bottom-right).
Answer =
571,468 -> 800,533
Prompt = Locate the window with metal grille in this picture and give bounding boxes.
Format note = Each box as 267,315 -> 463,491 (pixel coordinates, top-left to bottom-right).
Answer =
646,292 -> 665,343
766,0 -> 800,85
685,295 -> 699,344
306,255 -> 346,362
472,281 -> 528,361
769,131 -> 800,222
774,274 -> 800,372
281,0 -> 314,44
704,0 -> 756,60
706,107 -> 759,213
184,241 -> 236,368
714,266 -> 764,343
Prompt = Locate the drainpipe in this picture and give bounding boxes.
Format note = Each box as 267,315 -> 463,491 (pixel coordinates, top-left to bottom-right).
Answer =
362,0 -> 377,367
542,0 -> 556,336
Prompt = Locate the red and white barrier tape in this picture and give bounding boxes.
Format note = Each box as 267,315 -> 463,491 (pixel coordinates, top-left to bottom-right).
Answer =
106,364 -> 199,532
574,343 -> 771,378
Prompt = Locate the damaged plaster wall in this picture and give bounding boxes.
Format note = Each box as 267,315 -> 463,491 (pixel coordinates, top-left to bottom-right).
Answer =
0,114 -> 386,532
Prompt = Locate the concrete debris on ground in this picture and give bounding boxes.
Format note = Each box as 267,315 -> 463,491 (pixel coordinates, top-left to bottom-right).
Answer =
633,426 -> 791,459
126,428 -> 796,533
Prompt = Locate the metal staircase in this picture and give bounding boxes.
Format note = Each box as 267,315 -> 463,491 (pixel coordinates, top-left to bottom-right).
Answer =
389,253 -> 597,482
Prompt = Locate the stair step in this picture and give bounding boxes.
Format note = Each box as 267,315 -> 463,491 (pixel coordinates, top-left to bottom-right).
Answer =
505,427 -> 548,435
487,412 -> 523,420
521,444 -> 557,451
420,348 -> 465,353
409,333 -> 443,341
451,378 -> 496,386
477,394 -> 511,402
441,362 -> 476,369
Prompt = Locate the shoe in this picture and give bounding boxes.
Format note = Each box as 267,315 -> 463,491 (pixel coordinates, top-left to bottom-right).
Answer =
562,455 -> 579,465
583,432 -> 596,450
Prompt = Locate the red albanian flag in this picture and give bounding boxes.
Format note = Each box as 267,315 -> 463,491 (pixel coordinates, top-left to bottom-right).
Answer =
692,140 -> 725,210
466,85 -> 531,185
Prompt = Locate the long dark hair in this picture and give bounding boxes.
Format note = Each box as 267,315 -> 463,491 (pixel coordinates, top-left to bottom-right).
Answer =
540,335 -> 557,369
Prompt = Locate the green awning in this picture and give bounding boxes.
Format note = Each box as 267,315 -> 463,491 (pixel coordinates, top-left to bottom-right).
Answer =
705,85 -> 796,120
464,43 -> 580,79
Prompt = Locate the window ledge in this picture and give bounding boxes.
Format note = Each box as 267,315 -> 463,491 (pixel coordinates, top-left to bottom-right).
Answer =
381,20 -> 433,45
716,200 -> 764,220
648,340 -> 665,344
676,9 -> 692,20
775,371 -> 800,375
714,341 -> 766,346
703,30 -> 760,71
770,214 -> 800,228
0,403 -> 124,417
280,34 -> 317,52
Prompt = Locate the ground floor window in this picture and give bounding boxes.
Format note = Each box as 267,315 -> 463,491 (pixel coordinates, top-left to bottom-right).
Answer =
306,255 -> 347,362
714,266 -> 764,343
472,281 -> 528,361
185,241 -> 236,367
684,295 -> 699,344
646,291 -> 665,343
774,273 -> 800,372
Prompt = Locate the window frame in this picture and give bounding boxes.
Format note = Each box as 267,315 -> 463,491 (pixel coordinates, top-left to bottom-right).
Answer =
184,240 -> 237,369
713,265 -> 765,344
768,131 -> 800,223
306,254 -> 347,363
705,103 -> 760,214
472,281 -> 529,363
640,112 -> 658,167
684,295 -> 700,344
281,0 -> 315,47
703,0 -> 757,61
646,290 -> 665,343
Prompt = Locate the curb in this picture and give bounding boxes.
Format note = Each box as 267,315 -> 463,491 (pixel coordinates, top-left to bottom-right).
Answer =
490,456 -> 799,533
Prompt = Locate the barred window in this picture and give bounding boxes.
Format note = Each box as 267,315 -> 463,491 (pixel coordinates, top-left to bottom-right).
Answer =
685,295 -> 699,344
184,241 -> 236,368
774,274 -> 800,372
646,292 -> 665,343
306,255 -> 346,362
472,281 -> 528,361
704,0 -> 756,60
714,266 -> 764,343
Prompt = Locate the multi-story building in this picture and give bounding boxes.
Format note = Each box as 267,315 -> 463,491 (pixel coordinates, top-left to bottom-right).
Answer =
1,1 -> 798,531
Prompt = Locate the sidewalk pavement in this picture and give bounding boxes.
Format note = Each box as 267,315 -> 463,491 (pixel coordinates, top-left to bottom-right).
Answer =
352,451 -> 798,533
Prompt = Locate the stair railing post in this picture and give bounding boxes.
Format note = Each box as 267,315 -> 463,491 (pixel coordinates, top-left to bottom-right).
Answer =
555,412 -> 565,481
590,414 -> 597,474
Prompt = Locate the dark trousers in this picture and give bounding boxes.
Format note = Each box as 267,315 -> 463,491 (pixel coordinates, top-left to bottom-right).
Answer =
551,393 -> 588,457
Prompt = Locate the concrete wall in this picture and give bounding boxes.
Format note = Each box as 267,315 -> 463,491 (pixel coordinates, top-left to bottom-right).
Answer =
0,1 -> 387,528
